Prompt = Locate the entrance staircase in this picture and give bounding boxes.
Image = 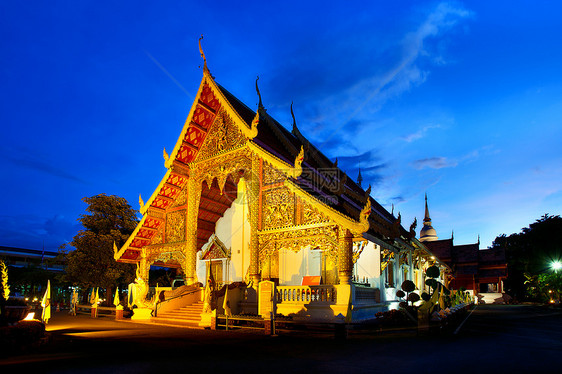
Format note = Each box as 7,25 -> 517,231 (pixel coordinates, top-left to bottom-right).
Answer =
151,301 -> 205,328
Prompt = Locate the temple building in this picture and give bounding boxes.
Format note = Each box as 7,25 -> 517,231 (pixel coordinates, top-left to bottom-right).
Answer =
114,42 -> 449,324
420,196 -> 508,303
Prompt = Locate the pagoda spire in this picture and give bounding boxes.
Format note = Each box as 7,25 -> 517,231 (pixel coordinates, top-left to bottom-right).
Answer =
420,193 -> 438,242
357,168 -> 363,187
424,193 -> 430,223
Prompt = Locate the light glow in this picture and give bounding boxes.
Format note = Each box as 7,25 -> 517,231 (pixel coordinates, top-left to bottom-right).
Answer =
552,261 -> 562,271
23,312 -> 35,320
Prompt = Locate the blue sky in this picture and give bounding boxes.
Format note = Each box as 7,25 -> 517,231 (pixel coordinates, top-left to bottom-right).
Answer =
1,1 -> 561,251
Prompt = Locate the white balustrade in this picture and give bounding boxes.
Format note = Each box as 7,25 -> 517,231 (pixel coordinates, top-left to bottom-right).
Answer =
276,285 -> 336,304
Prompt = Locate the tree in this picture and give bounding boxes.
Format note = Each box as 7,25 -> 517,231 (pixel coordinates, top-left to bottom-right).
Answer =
62,194 -> 138,303
491,214 -> 562,300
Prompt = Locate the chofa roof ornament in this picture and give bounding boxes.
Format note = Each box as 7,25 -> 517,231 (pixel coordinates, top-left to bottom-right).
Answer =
199,35 -> 210,75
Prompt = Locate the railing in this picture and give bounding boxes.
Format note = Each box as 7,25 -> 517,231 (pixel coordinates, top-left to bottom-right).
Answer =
154,285 -> 202,316
354,286 -> 380,304
277,285 -> 336,304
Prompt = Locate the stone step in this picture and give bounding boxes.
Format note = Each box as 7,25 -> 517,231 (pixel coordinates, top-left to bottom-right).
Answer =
157,312 -> 201,319
151,301 -> 206,327
150,317 -> 203,328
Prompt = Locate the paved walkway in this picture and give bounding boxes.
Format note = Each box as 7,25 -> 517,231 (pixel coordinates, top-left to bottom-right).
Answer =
1,304 -> 561,373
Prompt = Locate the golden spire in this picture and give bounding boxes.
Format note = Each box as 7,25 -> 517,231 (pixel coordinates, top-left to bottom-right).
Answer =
198,35 -> 210,75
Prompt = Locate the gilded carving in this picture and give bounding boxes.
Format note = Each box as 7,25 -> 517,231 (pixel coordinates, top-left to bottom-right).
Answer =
263,187 -> 295,230
263,161 -> 286,186
381,249 -> 395,272
258,225 -> 339,261
166,210 -> 186,243
152,228 -> 164,245
302,199 -> 329,225
196,108 -> 246,162
194,148 -> 253,194
352,240 -> 367,264
399,251 -> 409,266
172,185 -> 188,208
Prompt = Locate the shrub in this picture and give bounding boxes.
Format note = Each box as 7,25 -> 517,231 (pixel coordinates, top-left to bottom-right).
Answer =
401,280 -> 416,293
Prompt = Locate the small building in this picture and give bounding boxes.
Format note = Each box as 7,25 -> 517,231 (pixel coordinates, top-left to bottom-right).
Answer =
0,246 -> 63,273
0,245 -> 64,298
419,196 -> 508,303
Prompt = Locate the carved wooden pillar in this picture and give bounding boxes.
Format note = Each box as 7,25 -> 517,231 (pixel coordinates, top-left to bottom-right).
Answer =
185,176 -> 201,284
139,251 -> 150,282
246,156 -> 261,286
338,228 -> 353,285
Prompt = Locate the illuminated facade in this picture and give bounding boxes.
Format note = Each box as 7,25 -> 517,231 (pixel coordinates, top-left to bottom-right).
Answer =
114,43 -> 448,323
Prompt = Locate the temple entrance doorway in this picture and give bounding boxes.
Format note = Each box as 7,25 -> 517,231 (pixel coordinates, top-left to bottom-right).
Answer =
209,260 -> 223,287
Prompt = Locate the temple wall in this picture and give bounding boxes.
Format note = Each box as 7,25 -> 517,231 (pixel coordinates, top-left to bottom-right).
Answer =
354,242 -> 381,285
278,247 -> 321,285
196,179 -> 251,285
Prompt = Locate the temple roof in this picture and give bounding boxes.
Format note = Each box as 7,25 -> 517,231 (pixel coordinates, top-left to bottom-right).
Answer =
116,69 -> 408,263
215,82 -> 400,237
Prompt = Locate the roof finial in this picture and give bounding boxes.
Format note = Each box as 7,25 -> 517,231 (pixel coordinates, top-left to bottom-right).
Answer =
477,234 -> 480,245
198,35 -> 209,75
357,168 -> 363,187
451,230 -> 454,240
256,75 -> 263,110
291,101 -> 297,134
334,158 -> 338,167
391,203 -> 394,216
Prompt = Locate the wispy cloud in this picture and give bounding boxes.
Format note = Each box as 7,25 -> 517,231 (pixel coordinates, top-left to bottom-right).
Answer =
338,2 -> 473,126
0,214 -> 80,251
1,148 -> 86,184
412,156 -> 457,170
402,124 -> 441,142
412,145 -> 496,170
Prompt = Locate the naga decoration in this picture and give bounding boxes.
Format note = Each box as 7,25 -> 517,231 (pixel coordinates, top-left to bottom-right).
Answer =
128,263 -> 155,309
392,212 -> 402,238
350,198 -> 371,235
255,75 -> 263,110
139,194 -> 144,210
409,217 -> 418,238
287,145 -> 305,178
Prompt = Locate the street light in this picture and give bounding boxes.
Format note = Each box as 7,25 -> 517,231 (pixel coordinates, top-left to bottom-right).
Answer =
552,261 -> 562,272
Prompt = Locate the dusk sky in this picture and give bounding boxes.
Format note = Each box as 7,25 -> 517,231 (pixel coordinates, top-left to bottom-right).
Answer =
2,1 -> 561,252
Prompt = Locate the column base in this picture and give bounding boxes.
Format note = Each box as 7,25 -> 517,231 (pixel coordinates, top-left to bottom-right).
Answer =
131,307 -> 153,320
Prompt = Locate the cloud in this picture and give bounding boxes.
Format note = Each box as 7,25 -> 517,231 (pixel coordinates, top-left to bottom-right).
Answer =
334,150 -> 388,187
339,2 -> 473,124
402,124 -> 441,142
0,148 -> 86,183
412,157 -> 458,170
0,214 -> 80,251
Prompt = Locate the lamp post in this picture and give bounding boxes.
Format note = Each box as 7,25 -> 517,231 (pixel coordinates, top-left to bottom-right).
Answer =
550,261 -> 561,304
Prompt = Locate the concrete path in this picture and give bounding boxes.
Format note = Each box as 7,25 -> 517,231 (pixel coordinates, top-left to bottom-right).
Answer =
1,304 -> 560,373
